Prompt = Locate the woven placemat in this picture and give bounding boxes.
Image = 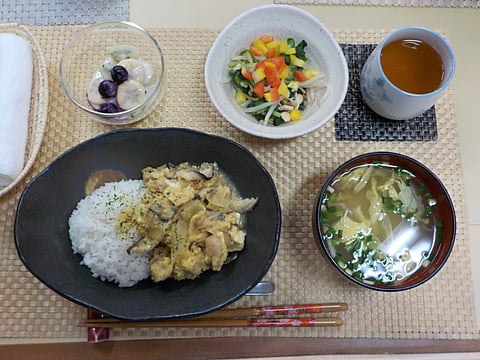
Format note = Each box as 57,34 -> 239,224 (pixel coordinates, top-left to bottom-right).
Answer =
0,0 -> 128,25
273,0 -> 480,7
335,43 -> 438,141
0,26 -> 477,343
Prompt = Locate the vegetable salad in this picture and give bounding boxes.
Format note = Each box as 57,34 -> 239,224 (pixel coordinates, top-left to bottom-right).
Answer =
228,35 -> 327,126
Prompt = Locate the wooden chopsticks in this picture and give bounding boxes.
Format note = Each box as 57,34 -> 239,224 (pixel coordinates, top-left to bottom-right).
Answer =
84,317 -> 344,328
83,303 -> 348,328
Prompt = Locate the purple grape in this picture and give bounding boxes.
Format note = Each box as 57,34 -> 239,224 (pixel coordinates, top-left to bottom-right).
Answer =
111,65 -> 129,83
99,102 -> 121,113
98,80 -> 117,98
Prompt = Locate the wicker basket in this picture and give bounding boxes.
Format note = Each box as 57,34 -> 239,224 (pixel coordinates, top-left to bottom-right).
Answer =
0,24 -> 48,197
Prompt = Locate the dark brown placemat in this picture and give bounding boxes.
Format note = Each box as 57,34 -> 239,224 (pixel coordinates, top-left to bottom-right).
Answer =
335,43 -> 438,141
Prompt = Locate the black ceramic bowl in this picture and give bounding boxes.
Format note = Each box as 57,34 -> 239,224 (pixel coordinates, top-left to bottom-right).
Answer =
313,152 -> 456,292
14,128 -> 281,321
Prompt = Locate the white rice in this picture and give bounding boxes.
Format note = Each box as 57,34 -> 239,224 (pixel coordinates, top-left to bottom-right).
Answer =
68,180 -> 150,287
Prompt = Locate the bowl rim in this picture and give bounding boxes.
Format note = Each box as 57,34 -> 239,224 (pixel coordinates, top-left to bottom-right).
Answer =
204,4 -> 349,139
313,151 -> 456,292
59,21 -> 165,123
14,127 -> 282,320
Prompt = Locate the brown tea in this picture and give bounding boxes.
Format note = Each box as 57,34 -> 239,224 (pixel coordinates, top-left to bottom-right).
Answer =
380,38 -> 445,94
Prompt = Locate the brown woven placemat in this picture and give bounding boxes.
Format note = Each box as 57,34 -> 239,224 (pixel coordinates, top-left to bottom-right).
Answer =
0,26 -> 477,343
273,0 -> 480,7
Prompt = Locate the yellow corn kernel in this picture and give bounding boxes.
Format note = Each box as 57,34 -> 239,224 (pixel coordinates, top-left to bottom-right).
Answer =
253,39 -> 268,55
278,80 -> 290,98
290,109 -> 302,121
252,67 -> 266,83
290,55 -> 305,68
235,90 -> 247,104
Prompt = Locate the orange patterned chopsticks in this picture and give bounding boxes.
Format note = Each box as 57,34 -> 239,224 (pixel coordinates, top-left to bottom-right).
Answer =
86,303 -> 349,322
196,302 -> 349,319
83,303 -> 348,328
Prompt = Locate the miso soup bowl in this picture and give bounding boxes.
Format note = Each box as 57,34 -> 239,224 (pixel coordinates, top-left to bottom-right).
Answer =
313,152 -> 456,291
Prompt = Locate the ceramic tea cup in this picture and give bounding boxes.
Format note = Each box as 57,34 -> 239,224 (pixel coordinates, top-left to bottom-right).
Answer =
360,26 -> 455,120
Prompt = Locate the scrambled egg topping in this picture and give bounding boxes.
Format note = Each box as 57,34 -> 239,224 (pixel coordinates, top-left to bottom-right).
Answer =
116,162 -> 258,282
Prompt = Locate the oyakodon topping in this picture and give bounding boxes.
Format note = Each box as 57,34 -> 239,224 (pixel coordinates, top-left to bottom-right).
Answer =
116,162 -> 258,282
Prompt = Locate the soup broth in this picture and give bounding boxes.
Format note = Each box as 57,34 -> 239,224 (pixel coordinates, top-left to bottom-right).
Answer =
380,38 -> 445,94
320,163 -> 441,285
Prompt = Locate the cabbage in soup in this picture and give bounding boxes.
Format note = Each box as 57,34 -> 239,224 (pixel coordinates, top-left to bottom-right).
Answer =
320,163 -> 442,285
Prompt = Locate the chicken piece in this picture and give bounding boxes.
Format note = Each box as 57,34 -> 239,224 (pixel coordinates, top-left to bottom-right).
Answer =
225,226 -> 246,252
205,233 -> 228,271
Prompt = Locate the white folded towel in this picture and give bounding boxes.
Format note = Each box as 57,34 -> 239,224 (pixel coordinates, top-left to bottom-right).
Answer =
0,33 -> 33,189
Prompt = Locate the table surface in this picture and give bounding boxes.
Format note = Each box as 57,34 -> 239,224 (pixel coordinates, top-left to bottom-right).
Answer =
2,1 -> 480,358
